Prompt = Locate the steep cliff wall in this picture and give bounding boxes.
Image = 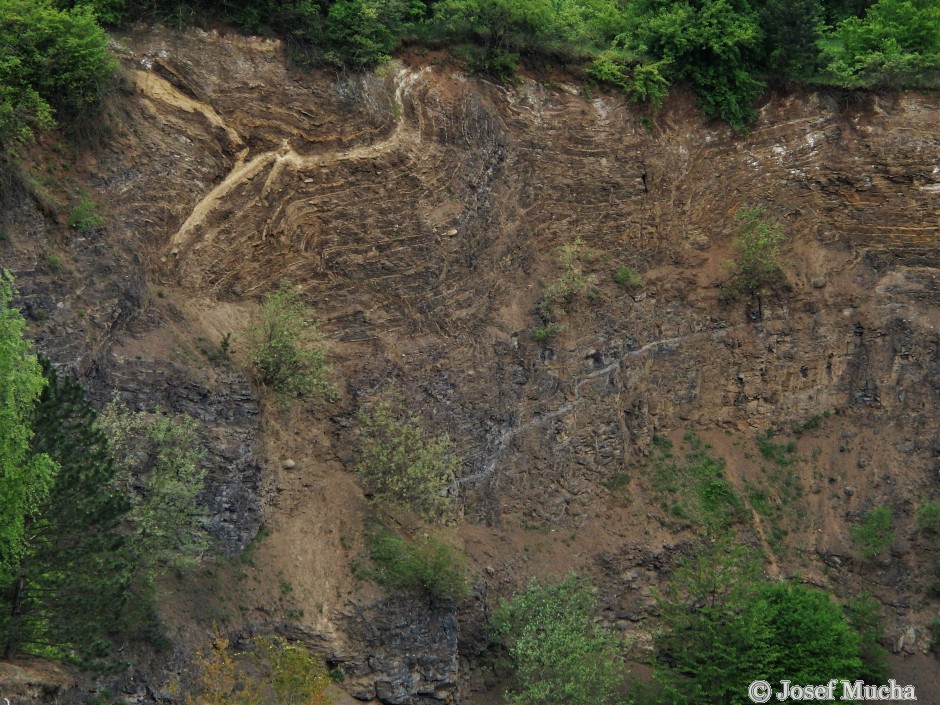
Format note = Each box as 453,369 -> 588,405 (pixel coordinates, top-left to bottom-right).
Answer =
1,25 -> 937,704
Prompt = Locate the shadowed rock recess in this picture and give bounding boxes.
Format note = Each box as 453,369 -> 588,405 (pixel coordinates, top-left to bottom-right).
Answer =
2,24 -> 939,705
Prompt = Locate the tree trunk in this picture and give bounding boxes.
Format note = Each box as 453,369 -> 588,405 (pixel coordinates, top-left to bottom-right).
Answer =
3,576 -> 24,660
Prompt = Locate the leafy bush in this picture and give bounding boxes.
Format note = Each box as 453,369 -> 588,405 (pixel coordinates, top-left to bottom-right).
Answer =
587,51 -> 630,88
617,0 -> 764,131
364,522 -> 469,604
491,574 -> 625,705
850,506 -> 894,558
590,50 -> 671,110
355,388 -> 458,521
724,206 -> 788,295
650,436 -> 746,530
99,402 -> 209,576
627,60 -> 671,108
756,431 -> 796,466
187,631 -> 331,705
531,322 -> 560,343
930,617 -> 940,654
246,281 -> 332,398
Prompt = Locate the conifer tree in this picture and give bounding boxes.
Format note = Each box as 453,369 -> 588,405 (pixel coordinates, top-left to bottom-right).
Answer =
2,359 -> 130,664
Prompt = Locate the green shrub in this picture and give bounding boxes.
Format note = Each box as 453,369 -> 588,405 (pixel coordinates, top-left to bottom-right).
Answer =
99,402 -> 209,575
844,592 -> 890,683
355,388 -> 458,521
246,281 -> 332,398
491,574 -> 625,705
364,523 -> 469,604
591,51 -> 671,111
756,432 -> 796,466
43,252 -> 64,273
916,500 -> 940,535
544,237 -> 596,305
325,0 -> 416,66
613,265 -> 643,290
627,60 -> 671,108
850,506 -> 894,558
68,194 -> 106,231
480,50 -> 520,82
531,322 -> 560,343
724,206 -> 788,295
187,632 -> 331,705
930,617 -> 940,654
587,52 -> 629,88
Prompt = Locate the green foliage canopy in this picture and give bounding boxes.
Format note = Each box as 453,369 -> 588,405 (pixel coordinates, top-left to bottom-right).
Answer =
0,0 -> 115,152
618,0 -> 765,130
760,0 -> 825,77
99,402 -> 209,581
37,0 -> 940,131
823,0 -> 940,88
326,0 -> 422,65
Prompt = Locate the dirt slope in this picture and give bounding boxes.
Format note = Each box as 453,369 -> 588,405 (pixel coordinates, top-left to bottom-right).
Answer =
1,25 -> 938,704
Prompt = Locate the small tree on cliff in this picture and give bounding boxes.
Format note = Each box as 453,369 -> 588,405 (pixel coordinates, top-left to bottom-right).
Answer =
355,387 -> 457,522
246,280 -> 333,399
491,574 -> 626,705
724,206 -> 788,296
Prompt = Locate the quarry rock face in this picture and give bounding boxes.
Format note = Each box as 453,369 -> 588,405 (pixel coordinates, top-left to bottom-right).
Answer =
2,25 -> 938,704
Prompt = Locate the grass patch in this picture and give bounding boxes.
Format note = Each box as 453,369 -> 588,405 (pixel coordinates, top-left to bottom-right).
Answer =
757,431 -> 797,466
916,500 -> 940,535
649,435 -> 746,531
851,507 -> 894,559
